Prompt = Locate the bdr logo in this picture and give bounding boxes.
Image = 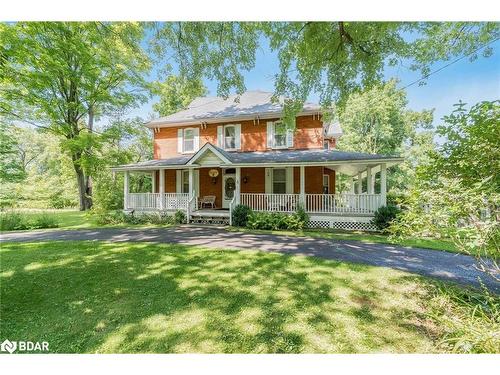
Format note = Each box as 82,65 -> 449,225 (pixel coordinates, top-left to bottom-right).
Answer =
1,339 -> 49,353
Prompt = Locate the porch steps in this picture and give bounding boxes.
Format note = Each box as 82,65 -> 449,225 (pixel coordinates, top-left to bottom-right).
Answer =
189,209 -> 230,225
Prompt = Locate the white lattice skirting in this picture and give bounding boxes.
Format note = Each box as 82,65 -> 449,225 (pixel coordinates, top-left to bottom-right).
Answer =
306,215 -> 379,232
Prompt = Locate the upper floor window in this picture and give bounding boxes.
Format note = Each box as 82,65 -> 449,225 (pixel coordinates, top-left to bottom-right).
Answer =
217,124 -> 241,150
178,127 -> 199,154
183,129 -> 194,153
273,122 -> 287,148
267,121 -> 293,149
224,125 -> 236,150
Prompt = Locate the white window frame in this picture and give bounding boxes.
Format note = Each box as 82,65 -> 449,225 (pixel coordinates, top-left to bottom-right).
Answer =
182,170 -> 190,194
323,140 -> 330,150
323,174 -> 330,194
182,128 -> 195,154
272,168 -> 287,194
272,121 -> 288,149
224,124 -> 236,151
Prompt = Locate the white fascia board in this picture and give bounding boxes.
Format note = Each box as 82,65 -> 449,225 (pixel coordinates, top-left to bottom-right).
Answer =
185,143 -> 232,165
145,110 -> 322,129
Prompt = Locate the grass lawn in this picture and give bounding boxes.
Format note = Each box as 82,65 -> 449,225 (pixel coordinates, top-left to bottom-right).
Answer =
228,227 -> 460,254
1,241 -> 497,353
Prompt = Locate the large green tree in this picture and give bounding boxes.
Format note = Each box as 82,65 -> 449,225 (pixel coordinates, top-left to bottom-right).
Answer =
151,75 -> 207,116
337,80 -> 434,155
0,122 -> 26,183
0,22 -> 150,210
151,22 -> 498,124
432,100 -> 500,193
335,80 -> 434,194
390,101 -> 499,275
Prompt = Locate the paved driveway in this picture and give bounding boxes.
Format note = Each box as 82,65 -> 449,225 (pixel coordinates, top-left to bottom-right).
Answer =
1,226 -> 498,292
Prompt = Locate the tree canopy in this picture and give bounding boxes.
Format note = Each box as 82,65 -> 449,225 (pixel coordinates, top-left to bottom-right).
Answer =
151,22 -> 499,122
0,22 -> 150,209
151,74 -> 207,116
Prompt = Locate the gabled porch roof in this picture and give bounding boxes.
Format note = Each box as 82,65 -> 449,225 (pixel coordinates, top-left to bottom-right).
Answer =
111,144 -> 403,177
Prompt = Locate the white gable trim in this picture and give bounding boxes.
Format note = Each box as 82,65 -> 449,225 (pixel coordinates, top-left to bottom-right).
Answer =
186,143 -> 232,166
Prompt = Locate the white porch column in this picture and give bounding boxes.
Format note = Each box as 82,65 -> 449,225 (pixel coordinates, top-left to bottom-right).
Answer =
380,163 -> 387,206
188,168 -> 194,197
367,167 -> 374,194
159,169 -> 165,210
152,170 -> 157,193
300,166 -> 305,206
357,172 -> 363,194
123,171 -> 130,210
235,167 -> 241,205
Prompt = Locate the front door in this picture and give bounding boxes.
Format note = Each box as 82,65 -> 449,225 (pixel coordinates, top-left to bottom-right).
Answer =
222,174 -> 236,208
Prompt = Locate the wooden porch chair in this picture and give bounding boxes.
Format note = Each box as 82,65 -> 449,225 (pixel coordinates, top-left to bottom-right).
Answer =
198,195 -> 216,209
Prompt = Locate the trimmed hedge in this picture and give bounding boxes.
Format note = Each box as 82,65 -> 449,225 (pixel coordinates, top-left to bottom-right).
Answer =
246,209 -> 308,231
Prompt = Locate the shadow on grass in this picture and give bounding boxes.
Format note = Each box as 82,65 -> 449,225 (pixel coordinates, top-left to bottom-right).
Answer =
0,241 -> 438,353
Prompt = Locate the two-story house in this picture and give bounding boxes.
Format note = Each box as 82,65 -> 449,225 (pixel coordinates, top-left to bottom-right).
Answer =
112,91 -> 403,230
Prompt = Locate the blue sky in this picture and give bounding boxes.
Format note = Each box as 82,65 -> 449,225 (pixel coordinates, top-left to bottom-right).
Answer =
134,35 -> 500,130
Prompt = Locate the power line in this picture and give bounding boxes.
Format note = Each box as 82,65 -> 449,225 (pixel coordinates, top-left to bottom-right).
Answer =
400,36 -> 500,90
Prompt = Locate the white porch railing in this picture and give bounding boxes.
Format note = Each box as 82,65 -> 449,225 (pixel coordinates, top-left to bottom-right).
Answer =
127,193 -> 189,211
240,193 -> 301,213
240,193 -> 382,214
305,194 -> 381,214
127,193 -> 382,215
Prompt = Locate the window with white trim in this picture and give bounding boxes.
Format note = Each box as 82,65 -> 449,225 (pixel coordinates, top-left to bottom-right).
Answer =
224,125 -> 236,150
273,121 -> 287,148
323,140 -> 330,150
323,174 -> 330,194
182,170 -> 189,194
273,168 -> 287,194
183,129 -> 194,153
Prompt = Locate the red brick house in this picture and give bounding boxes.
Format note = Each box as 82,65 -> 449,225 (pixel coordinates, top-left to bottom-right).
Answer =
112,91 -> 402,230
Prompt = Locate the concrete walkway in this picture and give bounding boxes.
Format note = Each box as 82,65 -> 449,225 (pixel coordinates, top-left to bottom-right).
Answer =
1,226 -> 498,292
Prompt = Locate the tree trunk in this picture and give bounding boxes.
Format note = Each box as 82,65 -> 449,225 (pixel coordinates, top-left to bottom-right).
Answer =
72,153 -> 93,211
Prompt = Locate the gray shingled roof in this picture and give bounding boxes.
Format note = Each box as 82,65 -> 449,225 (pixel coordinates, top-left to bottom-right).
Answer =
113,145 -> 401,171
221,148 -> 398,164
146,91 -> 321,127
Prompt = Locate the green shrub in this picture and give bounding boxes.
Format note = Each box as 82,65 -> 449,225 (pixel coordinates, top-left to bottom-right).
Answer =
372,205 -> 401,231
231,204 -> 252,227
246,209 -> 308,231
295,205 -> 309,225
174,210 -> 186,224
92,172 -> 124,211
31,214 -> 58,229
0,211 -> 59,231
49,191 -> 77,209
0,212 -> 26,231
92,209 -> 127,225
